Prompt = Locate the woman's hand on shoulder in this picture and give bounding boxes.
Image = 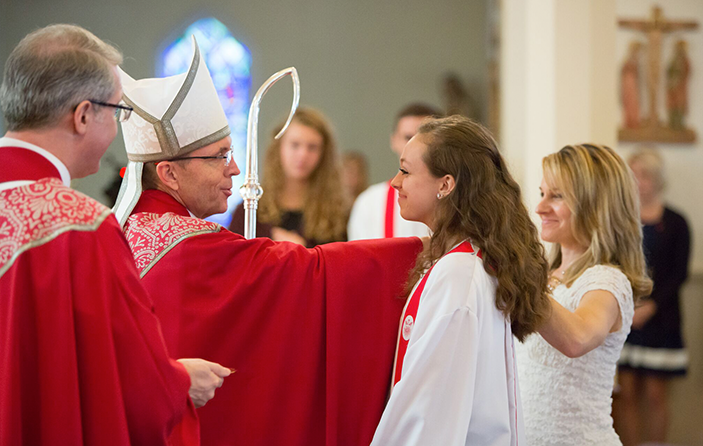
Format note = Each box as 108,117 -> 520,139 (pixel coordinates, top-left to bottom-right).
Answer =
539,290 -> 621,358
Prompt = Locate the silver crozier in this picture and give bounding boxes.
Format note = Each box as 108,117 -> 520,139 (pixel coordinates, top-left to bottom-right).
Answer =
240,67 -> 300,239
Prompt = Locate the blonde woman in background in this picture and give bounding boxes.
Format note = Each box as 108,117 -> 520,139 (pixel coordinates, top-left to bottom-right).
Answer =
615,148 -> 691,446
517,144 -> 652,446
229,107 -> 348,246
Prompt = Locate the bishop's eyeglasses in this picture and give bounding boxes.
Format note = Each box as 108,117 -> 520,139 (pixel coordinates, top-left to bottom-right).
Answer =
88,100 -> 133,122
168,149 -> 236,167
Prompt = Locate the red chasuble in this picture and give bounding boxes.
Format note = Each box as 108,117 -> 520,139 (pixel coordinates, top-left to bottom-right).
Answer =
124,190 -> 423,446
0,147 -> 197,446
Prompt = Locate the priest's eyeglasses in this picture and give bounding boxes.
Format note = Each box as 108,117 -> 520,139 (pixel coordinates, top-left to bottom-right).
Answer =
89,100 -> 133,122
169,149 -> 235,167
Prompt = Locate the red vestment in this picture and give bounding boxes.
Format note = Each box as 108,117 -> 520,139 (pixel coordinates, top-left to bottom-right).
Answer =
124,190 -> 423,446
0,146 -> 198,446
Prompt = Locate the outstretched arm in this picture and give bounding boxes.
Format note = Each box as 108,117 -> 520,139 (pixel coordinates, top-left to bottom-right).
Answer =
539,290 -> 621,358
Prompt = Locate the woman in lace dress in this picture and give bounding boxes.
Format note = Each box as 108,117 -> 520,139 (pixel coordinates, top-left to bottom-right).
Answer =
371,116 -> 551,446
517,144 -> 652,445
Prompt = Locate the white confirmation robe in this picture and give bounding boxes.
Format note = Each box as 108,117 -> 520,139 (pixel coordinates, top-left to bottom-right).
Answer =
371,244 -> 523,446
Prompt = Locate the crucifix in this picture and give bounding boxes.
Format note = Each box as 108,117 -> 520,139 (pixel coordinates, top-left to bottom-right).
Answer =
619,6 -> 698,127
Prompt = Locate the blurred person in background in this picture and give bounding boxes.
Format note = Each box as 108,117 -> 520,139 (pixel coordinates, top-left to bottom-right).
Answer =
615,147 -> 691,446
229,107 -> 348,246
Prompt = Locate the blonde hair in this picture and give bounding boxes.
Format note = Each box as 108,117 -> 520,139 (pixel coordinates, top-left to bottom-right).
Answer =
409,116 -> 552,341
258,107 -> 348,242
627,147 -> 666,193
543,144 -> 652,299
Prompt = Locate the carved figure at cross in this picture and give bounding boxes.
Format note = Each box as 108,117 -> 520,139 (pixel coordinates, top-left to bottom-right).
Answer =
619,6 -> 698,126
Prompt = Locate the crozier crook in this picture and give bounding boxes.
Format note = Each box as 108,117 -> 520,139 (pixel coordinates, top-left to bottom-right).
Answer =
240,67 -> 300,239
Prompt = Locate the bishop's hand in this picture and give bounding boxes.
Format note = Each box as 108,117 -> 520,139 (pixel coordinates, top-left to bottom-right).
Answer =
177,358 -> 233,408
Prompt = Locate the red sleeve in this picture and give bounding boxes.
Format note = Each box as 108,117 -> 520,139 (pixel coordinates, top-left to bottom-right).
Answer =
321,238 -> 422,446
139,230 -> 422,446
0,216 -> 196,446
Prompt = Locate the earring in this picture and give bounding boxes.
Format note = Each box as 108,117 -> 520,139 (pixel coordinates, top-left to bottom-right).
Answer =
437,193 -> 442,199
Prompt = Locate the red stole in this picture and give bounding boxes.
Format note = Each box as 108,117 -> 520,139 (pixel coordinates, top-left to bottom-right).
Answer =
384,181 -> 395,238
392,241 -> 481,387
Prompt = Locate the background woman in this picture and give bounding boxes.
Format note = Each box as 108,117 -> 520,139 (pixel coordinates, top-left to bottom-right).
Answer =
229,107 -> 348,246
517,144 -> 652,446
615,148 -> 691,446
371,116 -> 551,446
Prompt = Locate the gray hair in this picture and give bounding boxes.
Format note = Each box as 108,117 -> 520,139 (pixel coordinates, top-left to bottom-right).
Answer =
0,24 -> 123,131
627,146 -> 666,193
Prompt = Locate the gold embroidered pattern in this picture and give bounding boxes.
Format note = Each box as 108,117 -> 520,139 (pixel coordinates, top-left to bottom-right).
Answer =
0,178 -> 111,277
124,212 -> 221,278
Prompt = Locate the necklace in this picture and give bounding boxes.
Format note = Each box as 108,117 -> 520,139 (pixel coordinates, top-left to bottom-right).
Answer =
547,270 -> 565,293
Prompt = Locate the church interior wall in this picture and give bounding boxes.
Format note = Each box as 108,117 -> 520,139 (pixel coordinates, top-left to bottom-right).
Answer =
616,0 -> 703,275
616,3 -> 703,439
616,2 -> 703,443
0,0 -> 488,205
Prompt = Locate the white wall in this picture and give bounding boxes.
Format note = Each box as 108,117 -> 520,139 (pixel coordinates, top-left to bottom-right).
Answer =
0,0 -> 488,203
501,0 -> 617,212
616,0 -> 703,274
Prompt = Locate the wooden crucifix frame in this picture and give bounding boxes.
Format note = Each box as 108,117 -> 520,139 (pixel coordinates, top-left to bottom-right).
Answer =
618,6 -> 699,143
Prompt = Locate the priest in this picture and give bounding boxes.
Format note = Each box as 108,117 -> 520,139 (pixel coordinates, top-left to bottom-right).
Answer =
0,25 -> 229,446
113,40 -> 424,446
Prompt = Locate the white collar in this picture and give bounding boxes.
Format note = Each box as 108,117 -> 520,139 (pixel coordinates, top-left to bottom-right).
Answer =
0,137 -> 72,187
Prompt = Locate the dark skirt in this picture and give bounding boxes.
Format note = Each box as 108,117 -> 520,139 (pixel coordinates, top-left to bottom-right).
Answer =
618,326 -> 687,377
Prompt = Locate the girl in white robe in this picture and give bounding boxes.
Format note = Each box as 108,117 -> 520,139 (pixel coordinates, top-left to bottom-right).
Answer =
371,116 -> 552,446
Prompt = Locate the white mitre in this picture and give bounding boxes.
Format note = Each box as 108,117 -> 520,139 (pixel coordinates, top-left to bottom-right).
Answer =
112,36 -> 230,226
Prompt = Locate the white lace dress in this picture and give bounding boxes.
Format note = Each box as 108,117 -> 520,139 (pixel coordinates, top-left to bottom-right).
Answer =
516,265 -> 634,445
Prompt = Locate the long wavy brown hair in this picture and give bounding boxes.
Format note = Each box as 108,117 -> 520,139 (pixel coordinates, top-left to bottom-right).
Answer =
258,107 -> 348,242
407,116 -> 551,341
543,144 -> 652,300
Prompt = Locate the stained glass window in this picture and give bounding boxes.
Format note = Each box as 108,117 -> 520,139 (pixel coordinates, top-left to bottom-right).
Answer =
159,18 -> 251,226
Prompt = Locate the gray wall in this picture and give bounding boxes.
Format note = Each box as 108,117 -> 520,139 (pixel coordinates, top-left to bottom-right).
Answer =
0,0 -> 488,204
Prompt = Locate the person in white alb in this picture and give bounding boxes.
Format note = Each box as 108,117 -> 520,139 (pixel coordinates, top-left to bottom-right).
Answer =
370,116 -> 552,446
347,103 -> 440,240
516,144 -> 652,445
